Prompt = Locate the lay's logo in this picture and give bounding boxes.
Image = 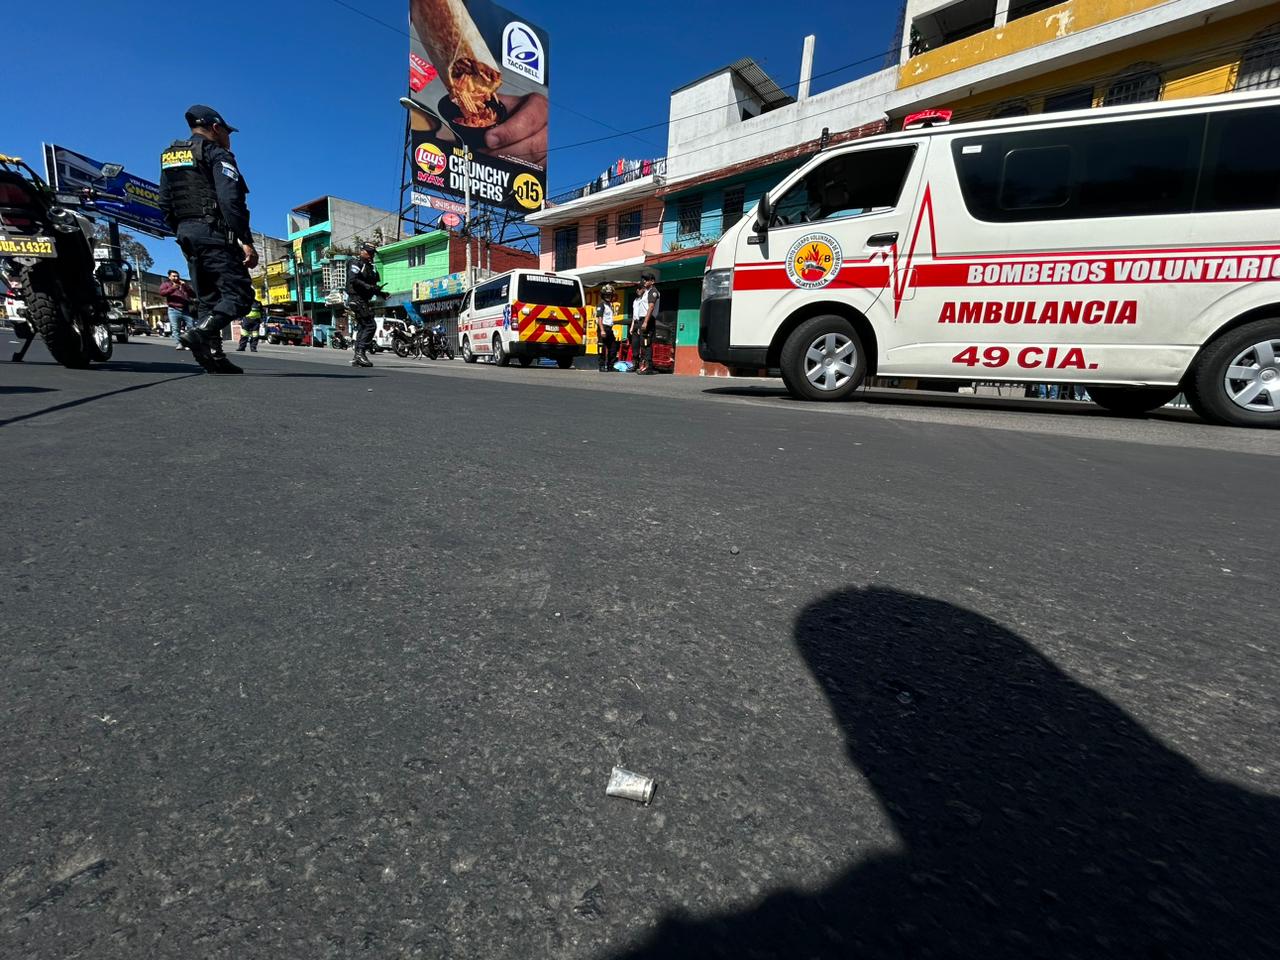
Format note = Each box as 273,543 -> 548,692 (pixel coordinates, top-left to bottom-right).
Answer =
502,22 -> 545,85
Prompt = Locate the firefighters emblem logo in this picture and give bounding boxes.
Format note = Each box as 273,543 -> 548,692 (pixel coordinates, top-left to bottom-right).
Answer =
785,233 -> 843,290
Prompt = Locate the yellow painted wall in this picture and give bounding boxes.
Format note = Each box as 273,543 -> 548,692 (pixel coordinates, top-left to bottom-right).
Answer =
937,6 -> 1280,120
901,0 -> 1169,88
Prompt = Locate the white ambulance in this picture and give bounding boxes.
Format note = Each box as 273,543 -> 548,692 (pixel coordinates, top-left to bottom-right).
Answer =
457,269 -> 586,369
698,89 -> 1280,428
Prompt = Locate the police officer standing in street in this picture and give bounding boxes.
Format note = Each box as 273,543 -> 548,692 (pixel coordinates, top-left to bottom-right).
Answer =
346,242 -> 385,368
159,105 -> 257,374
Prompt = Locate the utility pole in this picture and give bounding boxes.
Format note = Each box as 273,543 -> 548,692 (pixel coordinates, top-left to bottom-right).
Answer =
463,145 -> 472,284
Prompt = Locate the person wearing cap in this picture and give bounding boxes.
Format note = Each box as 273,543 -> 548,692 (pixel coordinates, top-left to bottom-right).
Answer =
596,285 -> 618,373
345,242 -> 386,368
158,104 -> 258,375
631,274 -> 660,375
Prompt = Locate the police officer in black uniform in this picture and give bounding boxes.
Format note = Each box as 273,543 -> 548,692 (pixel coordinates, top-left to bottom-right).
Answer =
159,104 -> 257,374
346,242 -> 385,368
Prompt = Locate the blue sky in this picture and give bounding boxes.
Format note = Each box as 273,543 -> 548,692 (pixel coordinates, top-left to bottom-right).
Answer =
9,0 -> 901,267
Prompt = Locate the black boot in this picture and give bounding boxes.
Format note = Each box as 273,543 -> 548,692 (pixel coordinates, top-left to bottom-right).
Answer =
207,341 -> 243,375
352,349 -> 373,368
179,321 -> 220,372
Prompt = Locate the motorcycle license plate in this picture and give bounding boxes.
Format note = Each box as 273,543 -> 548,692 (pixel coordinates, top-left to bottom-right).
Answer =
0,235 -> 55,257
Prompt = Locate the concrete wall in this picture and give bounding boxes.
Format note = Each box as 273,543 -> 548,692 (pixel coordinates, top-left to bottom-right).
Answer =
898,1 -> 1280,118
665,67 -> 898,181
327,198 -> 397,253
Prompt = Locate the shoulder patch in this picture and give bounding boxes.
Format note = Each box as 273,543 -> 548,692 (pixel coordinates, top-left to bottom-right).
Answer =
218,161 -> 240,182
161,147 -> 195,169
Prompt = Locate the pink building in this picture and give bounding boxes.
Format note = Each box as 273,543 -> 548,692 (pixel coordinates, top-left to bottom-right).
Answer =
525,162 -> 668,318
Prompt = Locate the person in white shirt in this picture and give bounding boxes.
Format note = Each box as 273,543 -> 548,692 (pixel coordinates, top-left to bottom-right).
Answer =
631,273 -> 659,375
596,288 -> 618,372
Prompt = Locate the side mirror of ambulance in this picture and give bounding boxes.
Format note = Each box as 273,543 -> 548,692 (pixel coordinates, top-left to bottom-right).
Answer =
750,194 -> 773,245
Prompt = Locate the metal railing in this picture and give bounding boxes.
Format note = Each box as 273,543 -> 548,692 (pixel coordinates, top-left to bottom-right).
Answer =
547,157 -> 667,207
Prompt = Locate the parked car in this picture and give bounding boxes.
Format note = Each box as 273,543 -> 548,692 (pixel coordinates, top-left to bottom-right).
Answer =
265,317 -> 307,345
127,314 -> 150,336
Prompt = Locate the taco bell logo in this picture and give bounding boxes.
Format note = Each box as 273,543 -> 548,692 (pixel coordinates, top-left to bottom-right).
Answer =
502,22 -> 545,84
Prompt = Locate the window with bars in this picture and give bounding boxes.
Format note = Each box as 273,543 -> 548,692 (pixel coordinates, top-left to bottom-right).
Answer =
617,209 -> 642,241
554,226 -> 578,271
677,196 -> 703,240
595,217 -> 608,247
1236,27 -> 1280,91
721,186 -> 745,232
1103,69 -> 1162,106
407,245 -> 428,268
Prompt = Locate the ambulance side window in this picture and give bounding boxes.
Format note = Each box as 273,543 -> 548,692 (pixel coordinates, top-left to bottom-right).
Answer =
772,145 -> 918,227
474,279 -> 510,311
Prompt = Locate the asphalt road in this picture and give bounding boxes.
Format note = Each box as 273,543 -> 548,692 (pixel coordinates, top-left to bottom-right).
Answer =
2,338 -> 1278,959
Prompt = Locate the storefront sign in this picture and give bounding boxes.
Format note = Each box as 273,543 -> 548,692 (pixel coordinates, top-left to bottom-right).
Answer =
413,271 -> 468,302
406,0 -> 549,214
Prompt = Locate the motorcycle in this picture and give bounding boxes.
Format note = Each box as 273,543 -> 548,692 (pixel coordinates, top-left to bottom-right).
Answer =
329,328 -> 352,350
0,154 -> 132,367
390,323 -> 422,359
425,322 -> 454,360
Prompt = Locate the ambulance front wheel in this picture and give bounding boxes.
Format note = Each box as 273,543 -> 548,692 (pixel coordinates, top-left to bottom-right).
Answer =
780,315 -> 867,402
1186,317 -> 1280,429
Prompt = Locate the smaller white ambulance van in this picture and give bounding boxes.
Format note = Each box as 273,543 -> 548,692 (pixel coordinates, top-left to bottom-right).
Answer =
457,269 -> 586,369
699,89 -> 1280,428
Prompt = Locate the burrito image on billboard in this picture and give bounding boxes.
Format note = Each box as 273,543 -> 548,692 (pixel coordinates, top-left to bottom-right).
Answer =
413,0 -> 502,128
407,0 -> 548,214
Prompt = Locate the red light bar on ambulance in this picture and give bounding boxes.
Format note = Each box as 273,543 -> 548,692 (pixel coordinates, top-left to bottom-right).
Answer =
903,109 -> 953,130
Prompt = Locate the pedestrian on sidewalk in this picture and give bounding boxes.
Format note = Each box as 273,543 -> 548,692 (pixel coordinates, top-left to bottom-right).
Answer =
596,286 -> 617,372
632,273 -> 659,375
158,269 -> 195,351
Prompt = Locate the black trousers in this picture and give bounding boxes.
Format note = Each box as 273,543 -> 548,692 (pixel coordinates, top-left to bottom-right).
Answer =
176,221 -> 254,332
350,301 -> 375,352
597,326 -> 617,369
631,328 -> 652,371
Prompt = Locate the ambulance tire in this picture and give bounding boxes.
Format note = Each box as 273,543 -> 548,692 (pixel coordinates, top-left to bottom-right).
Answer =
1088,386 -> 1180,417
492,336 -> 510,367
518,356 -> 533,367
1185,318 -> 1280,429
462,337 -> 478,363
556,356 -> 574,369
779,315 -> 866,402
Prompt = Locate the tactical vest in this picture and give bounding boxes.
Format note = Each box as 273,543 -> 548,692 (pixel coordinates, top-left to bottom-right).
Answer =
347,258 -> 378,299
160,138 -> 222,226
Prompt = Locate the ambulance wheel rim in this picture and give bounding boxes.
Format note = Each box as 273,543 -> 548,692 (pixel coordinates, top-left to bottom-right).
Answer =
1223,337 -> 1280,412
804,332 -> 857,392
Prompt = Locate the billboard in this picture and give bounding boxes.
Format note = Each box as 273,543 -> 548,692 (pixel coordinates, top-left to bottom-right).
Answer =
407,0 -> 548,215
43,144 -> 170,237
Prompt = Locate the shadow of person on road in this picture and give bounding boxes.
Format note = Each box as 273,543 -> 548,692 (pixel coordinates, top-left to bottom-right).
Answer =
616,587 -> 1278,959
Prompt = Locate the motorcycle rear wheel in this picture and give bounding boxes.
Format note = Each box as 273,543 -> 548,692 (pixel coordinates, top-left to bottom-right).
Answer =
394,341 -> 410,358
25,290 -> 90,368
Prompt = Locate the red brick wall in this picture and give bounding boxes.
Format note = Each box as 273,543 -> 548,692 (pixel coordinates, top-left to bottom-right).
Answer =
447,238 -> 538,276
